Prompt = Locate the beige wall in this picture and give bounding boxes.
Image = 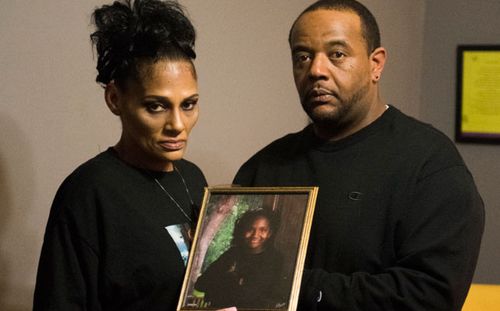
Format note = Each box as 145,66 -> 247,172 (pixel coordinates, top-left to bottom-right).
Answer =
8,1 -> 488,310
180,0 -> 309,185
421,0 -> 500,283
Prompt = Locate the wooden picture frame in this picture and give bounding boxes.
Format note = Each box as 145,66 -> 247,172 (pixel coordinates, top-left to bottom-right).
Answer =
177,186 -> 318,311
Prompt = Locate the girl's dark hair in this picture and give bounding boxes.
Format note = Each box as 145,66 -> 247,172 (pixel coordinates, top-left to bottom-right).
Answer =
90,0 -> 196,88
232,208 -> 278,248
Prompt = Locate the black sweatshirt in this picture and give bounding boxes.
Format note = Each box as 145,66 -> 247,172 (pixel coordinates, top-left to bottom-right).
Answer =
34,148 -> 207,310
195,246 -> 285,309
234,106 -> 484,311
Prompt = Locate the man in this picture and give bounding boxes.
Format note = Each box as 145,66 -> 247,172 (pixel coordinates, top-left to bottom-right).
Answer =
233,0 -> 485,310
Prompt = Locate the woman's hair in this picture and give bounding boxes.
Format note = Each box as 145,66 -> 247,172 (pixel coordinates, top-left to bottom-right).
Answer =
90,0 -> 196,88
232,208 -> 278,248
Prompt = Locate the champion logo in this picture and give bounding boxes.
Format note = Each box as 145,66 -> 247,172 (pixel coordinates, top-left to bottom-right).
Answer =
348,191 -> 363,201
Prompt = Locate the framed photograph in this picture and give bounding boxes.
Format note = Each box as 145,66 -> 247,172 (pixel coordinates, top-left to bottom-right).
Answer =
456,45 -> 500,143
177,186 -> 318,311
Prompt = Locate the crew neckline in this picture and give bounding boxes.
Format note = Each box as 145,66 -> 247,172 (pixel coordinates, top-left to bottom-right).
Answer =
308,105 -> 395,152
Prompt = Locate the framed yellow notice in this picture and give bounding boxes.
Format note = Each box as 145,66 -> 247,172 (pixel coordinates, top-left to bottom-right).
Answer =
456,45 -> 500,143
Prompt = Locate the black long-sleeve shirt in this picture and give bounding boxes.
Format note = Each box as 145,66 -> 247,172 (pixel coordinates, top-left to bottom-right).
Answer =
234,106 -> 484,311
195,246 -> 285,309
34,148 -> 207,310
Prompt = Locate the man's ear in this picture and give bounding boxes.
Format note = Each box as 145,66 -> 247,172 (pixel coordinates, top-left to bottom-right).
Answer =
104,81 -> 122,116
370,47 -> 386,82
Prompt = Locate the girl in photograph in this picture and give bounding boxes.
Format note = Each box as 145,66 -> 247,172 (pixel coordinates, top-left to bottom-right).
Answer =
194,209 -> 286,309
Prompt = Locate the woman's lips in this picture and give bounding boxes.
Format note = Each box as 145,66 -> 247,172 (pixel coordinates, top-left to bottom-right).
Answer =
159,140 -> 185,151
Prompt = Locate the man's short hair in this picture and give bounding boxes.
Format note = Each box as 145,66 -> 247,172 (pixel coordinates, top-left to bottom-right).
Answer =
288,0 -> 381,54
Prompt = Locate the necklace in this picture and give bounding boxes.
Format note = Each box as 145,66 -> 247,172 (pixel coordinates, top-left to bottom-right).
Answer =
151,165 -> 196,223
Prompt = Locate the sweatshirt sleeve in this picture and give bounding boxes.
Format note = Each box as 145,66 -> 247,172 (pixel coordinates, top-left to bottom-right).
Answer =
298,165 -> 484,311
33,217 -> 101,310
33,174 -> 102,311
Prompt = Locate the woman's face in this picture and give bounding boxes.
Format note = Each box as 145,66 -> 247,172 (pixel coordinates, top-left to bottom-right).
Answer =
106,60 -> 199,171
243,216 -> 272,254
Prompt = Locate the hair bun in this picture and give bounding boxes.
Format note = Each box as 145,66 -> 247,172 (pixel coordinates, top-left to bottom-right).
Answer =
91,0 -> 196,85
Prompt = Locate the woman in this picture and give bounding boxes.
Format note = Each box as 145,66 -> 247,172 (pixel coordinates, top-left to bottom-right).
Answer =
194,209 -> 287,309
33,1 -> 215,310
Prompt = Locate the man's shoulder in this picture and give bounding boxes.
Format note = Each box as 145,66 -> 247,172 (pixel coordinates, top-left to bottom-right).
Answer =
249,126 -> 310,161
388,108 -> 467,174
391,108 -> 459,153
233,127 -> 310,185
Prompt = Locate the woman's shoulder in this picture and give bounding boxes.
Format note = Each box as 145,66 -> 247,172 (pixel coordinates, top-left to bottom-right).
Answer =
176,158 -> 203,172
62,148 -> 123,186
52,148 -> 144,209
175,158 -> 207,185
46,149 -> 124,227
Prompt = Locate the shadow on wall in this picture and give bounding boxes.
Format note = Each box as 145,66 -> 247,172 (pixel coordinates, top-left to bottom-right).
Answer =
0,114 -> 37,311
0,153 -> 11,310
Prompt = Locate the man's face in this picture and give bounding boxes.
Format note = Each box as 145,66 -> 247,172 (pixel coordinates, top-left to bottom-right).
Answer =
290,9 -> 378,140
243,216 -> 272,254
